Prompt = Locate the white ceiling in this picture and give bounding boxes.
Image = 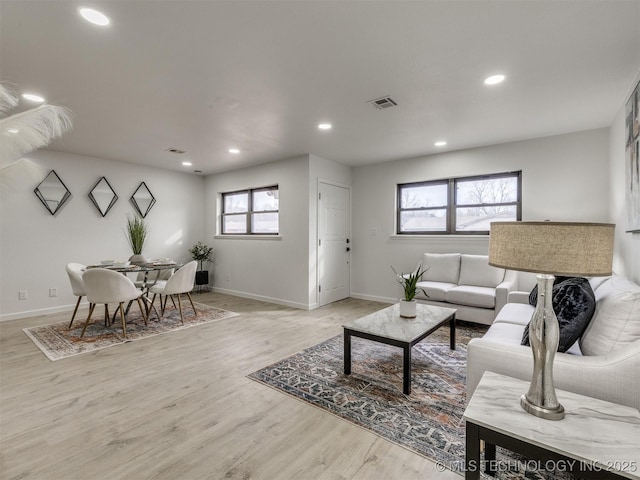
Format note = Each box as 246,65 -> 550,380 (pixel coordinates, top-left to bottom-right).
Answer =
1,1 -> 639,175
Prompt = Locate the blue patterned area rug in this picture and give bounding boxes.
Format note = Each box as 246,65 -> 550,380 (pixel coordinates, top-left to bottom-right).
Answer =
248,324 -> 574,479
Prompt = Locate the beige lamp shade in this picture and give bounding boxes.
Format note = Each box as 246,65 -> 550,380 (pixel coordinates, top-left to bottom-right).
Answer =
488,222 -> 615,276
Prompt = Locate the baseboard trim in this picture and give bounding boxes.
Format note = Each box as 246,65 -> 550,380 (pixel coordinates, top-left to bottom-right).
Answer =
1,288 -> 330,321
211,287 -> 312,310
0,302 -> 86,322
350,292 -> 396,304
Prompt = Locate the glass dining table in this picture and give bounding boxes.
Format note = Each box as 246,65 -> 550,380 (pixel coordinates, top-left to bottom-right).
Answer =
86,261 -> 181,287
85,261 -> 182,321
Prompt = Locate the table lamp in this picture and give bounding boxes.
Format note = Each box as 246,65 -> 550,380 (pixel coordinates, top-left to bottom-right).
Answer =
488,221 -> 615,420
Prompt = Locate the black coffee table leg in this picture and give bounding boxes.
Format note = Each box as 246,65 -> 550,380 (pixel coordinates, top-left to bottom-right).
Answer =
344,330 -> 351,375
403,344 -> 411,394
450,315 -> 456,350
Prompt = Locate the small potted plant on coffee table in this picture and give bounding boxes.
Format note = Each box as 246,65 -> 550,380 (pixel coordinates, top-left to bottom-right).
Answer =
392,263 -> 429,318
189,241 -> 214,289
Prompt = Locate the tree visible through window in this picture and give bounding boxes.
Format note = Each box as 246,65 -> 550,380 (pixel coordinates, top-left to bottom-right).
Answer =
221,186 -> 279,235
397,172 -> 521,234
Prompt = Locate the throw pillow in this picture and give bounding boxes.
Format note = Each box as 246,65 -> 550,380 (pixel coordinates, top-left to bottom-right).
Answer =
580,276 -> 640,356
522,276 -> 596,353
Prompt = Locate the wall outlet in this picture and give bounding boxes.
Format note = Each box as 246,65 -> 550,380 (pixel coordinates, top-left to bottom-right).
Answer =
49,288 -> 58,297
18,290 -> 28,300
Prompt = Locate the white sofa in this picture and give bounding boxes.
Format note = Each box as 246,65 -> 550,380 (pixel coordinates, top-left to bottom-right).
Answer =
467,275 -> 640,411
415,253 -> 517,325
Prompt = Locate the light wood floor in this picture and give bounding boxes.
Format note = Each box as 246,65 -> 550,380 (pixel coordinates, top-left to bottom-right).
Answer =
0,293 -> 461,480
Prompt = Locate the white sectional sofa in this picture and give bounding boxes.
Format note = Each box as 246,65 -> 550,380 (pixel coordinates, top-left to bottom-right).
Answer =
415,253 -> 517,325
467,275 -> 640,411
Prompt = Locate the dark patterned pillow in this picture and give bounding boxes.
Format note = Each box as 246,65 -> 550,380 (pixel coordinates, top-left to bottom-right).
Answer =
522,276 -> 596,353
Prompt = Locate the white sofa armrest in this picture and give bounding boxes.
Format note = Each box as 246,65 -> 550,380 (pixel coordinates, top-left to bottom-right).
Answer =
507,291 -> 530,304
467,338 -> 640,411
495,269 -> 517,314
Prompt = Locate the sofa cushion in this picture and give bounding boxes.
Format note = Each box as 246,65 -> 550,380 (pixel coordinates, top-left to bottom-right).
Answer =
459,254 -> 505,288
580,276 -> 640,356
422,253 -> 461,284
446,285 -> 496,309
589,276 -> 611,293
523,276 -> 596,353
415,281 -> 456,302
494,302 -> 534,327
480,321 -> 525,344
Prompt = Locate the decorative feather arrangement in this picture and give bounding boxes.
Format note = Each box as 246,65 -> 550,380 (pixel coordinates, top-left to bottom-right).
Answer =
0,84 -> 19,114
0,84 -> 73,167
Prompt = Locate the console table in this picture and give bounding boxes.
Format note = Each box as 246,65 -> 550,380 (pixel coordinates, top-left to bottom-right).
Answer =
463,372 -> 640,479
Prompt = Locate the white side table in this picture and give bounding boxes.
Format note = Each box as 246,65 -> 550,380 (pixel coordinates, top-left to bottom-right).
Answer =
463,372 -> 640,479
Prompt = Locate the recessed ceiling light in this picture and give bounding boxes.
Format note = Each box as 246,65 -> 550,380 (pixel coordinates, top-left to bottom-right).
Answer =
484,74 -> 505,85
228,148 -> 240,154
434,141 -> 447,147
22,93 -> 45,103
79,7 -> 110,26
318,123 -> 332,130
181,161 -> 192,167
6,128 -> 20,134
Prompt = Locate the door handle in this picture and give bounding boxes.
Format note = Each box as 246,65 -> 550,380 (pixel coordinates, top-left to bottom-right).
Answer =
346,247 -> 351,252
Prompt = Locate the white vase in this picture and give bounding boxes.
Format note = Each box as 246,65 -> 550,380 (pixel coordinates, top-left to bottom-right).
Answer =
129,253 -> 147,266
399,299 -> 416,318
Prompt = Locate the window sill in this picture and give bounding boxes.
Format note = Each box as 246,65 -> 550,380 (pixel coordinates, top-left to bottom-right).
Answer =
389,234 -> 489,241
214,235 -> 282,241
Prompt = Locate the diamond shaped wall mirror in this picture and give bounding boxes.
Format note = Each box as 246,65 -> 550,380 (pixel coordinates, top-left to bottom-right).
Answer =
34,170 -> 71,216
130,181 -> 156,218
89,177 -> 118,217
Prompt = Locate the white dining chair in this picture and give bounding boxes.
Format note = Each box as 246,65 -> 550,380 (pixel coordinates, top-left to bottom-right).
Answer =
148,261 -> 198,324
134,267 -> 174,291
81,268 -> 148,338
65,263 -> 87,329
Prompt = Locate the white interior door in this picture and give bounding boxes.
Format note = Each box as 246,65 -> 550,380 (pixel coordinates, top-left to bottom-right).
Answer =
318,182 -> 350,306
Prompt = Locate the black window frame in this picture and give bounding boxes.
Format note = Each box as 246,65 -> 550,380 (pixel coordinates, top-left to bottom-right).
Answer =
397,171 -> 522,235
221,185 -> 279,235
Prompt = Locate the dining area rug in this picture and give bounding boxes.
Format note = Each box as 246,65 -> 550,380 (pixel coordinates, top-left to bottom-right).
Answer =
24,302 -> 238,361
248,324 -> 575,480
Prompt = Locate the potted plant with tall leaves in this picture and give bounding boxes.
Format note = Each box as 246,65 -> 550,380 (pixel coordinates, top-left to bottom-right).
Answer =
391,263 -> 429,318
189,241 -> 214,287
125,215 -> 149,265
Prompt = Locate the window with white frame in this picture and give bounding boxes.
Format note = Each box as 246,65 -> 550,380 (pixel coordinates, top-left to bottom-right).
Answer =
397,171 -> 521,234
221,186 -> 279,235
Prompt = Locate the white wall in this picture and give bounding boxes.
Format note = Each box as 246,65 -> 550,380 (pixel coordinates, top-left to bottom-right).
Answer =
204,156 -> 312,309
0,150 -> 205,320
609,72 -> 640,282
351,128 -> 611,303
202,154 -> 351,310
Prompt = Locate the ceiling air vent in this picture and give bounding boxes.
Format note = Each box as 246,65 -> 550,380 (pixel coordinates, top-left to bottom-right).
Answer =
165,148 -> 186,154
369,96 -> 398,110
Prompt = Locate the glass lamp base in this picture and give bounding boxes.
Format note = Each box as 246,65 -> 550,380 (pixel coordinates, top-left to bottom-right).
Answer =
521,394 -> 565,421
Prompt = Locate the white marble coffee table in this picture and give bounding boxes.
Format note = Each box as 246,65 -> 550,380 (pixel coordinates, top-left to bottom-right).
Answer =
342,303 -> 457,395
463,372 -> 640,479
